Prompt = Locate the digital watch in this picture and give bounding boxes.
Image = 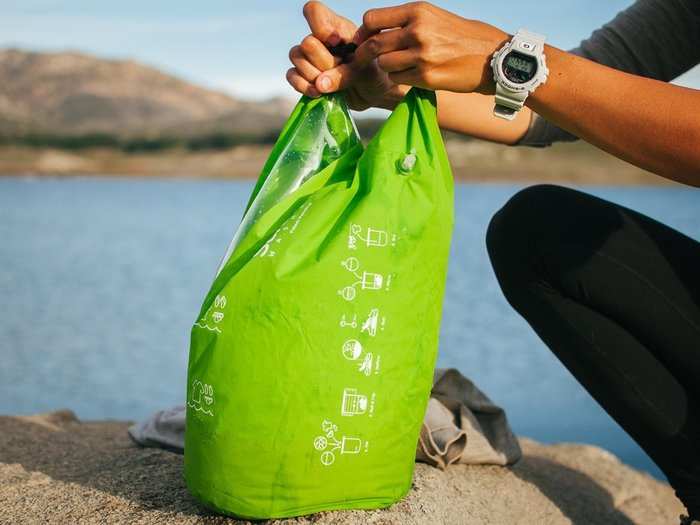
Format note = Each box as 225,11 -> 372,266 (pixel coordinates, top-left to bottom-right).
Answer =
490,29 -> 548,121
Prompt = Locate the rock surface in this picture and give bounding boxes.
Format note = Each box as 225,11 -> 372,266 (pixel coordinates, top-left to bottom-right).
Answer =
0,410 -> 684,524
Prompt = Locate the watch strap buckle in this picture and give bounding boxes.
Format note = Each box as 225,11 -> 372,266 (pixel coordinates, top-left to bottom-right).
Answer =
494,84 -> 527,121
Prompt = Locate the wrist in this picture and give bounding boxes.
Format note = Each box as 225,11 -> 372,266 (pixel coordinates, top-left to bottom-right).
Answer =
524,44 -> 567,112
478,33 -> 511,95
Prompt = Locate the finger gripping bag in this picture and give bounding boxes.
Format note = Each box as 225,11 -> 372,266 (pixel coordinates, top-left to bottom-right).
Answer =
185,88 -> 454,519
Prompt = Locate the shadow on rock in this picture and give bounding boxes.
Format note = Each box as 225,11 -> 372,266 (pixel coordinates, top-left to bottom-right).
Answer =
0,411 -> 222,521
512,453 -> 636,525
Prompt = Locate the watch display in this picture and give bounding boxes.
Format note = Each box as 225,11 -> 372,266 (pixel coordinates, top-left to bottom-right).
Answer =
502,51 -> 538,84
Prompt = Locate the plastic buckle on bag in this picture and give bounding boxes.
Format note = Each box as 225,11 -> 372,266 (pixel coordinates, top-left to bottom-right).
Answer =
398,150 -> 417,174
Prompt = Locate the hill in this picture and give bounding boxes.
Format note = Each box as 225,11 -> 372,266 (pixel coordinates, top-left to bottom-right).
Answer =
0,48 -> 289,137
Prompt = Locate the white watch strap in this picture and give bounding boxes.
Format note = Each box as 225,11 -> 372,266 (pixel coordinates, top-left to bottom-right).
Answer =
494,84 -> 527,121
515,29 -> 546,51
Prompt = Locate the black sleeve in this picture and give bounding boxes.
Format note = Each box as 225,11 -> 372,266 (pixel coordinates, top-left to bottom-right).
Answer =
518,0 -> 700,147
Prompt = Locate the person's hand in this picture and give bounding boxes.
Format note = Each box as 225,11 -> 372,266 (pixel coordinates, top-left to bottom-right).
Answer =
352,2 -> 509,95
287,1 -> 408,110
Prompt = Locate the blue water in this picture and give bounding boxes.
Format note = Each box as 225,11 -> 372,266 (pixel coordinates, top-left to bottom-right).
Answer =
1,177 -> 698,480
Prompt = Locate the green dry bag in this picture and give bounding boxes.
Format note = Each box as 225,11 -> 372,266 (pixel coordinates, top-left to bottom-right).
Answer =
185,87 -> 454,519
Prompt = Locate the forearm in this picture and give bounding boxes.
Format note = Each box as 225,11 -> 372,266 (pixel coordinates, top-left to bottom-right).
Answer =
436,91 -> 530,145
529,46 -> 700,185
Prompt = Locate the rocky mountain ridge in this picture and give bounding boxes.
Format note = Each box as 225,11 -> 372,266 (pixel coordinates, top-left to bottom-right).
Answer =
0,48 -> 290,137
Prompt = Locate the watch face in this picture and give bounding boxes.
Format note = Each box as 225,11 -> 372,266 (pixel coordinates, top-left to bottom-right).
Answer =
502,51 -> 537,84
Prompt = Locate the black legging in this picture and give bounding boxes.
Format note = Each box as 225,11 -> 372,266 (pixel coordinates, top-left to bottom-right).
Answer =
486,184 -> 700,518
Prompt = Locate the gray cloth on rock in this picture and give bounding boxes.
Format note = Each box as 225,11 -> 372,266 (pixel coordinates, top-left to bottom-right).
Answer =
128,368 -> 521,469
415,368 -> 521,469
129,405 -> 186,452
519,0 -> 700,147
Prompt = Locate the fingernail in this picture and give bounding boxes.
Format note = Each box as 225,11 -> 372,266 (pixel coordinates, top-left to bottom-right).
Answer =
318,76 -> 331,92
327,32 -> 340,46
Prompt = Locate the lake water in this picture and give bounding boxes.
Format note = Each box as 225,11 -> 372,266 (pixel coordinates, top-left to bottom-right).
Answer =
1,176 -> 698,480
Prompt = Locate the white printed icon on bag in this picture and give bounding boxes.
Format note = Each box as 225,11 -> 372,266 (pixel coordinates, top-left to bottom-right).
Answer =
188,379 -> 214,416
342,339 -> 363,360
313,419 -> 368,467
358,353 -> 374,376
194,295 -> 227,333
339,314 -> 357,328
341,388 -> 367,416
338,257 -> 391,301
348,224 -> 397,250
340,387 -> 376,416
361,308 -> 385,336
339,308 -> 386,336
341,339 -> 381,376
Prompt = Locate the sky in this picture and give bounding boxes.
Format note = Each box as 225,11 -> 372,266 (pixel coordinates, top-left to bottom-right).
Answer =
2,0 -> 699,101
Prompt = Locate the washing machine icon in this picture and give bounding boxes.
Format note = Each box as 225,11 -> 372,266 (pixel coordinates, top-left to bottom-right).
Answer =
341,388 -> 368,416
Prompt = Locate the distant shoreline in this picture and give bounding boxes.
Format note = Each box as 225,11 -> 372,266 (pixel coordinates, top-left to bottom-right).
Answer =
0,141 -> 673,186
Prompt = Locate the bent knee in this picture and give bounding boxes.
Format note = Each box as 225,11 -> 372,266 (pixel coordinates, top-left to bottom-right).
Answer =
486,184 -> 585,304
486,184 -> 569,259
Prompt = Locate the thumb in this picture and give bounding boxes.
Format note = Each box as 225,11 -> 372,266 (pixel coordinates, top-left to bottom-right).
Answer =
315,63 -> 355,94
303,1 -> 356,44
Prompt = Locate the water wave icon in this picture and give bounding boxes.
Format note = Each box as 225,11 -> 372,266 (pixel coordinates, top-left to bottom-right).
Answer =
187,400 -> 214,416
189,380 -> 214,416
193,321 -> 221,333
